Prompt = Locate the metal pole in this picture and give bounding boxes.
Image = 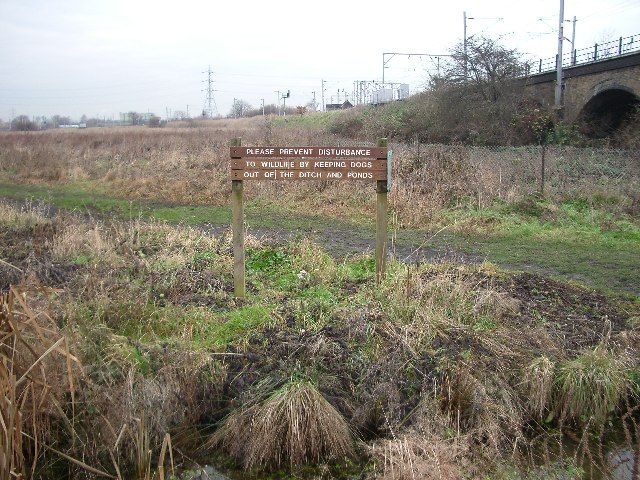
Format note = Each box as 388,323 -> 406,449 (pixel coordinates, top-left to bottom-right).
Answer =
571,16 -> 577,65
463,11 -> 468,79
382,54 -> 385,87
555,0 -> 565,116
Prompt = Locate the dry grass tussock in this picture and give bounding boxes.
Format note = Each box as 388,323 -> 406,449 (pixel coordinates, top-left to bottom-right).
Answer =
370,434 -> 467,480
523,355 -> 555,419
0,201 -> 50,230
369,400 -> 470,480
210,380 -> 356,470
555,347 -> 630,424
0,283 -> 90,478
1,120 -> 638,226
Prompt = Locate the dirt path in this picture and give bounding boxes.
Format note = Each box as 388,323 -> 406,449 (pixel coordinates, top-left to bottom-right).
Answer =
3,195 -> 481,263
199,220 -> 481,265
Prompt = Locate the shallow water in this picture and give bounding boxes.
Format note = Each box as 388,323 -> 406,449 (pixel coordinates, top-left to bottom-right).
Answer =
607,448 -> 637,480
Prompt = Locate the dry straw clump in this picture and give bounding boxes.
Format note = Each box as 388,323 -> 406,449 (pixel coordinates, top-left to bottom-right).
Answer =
50,220 -> 117,263
211,380 -> 356,470
556,347 -> 629,423
0,284 -> 89,478
0,201 -> 50,230
523,355 -> 556,419
370,434 -> 466,480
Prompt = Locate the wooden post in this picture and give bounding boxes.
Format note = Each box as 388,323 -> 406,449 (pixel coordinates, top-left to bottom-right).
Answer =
230,137 -> 245,299
375,138 -> 388,284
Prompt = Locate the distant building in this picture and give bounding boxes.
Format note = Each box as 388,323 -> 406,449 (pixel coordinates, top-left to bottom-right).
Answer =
326,100 -> 354,111
371,84 -> 410,105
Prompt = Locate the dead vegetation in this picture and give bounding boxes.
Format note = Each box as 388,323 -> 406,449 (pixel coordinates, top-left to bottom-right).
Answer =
0,200 -> 638,478
210,380 -> 356,470
0,121 -> 638,227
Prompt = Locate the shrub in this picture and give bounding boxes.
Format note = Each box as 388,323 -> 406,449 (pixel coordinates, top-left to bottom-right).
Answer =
10,115 -> 38,131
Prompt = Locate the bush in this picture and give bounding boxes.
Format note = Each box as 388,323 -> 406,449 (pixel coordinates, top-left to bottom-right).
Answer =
329,107 -> 365,137
11,115 -> 38,131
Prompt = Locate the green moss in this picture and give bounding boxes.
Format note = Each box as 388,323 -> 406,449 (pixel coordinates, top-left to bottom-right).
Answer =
247,248 -> 290,273
473,316 -> 498,332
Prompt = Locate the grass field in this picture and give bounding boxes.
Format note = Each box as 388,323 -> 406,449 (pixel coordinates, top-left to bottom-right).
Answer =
1,177 -> 638,294
1,118 -> 639,479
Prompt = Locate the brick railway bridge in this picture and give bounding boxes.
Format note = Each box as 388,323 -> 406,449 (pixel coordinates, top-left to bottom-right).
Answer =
524,34 -> 640,137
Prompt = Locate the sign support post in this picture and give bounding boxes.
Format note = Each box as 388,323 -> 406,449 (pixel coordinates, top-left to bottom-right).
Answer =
230,137 -> 245,299
375,138 -> 388,284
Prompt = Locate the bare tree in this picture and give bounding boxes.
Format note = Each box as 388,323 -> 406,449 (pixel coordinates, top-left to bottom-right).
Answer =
438,36 -> 525,102
424,36 -> 528,144
229,99 -> 252,118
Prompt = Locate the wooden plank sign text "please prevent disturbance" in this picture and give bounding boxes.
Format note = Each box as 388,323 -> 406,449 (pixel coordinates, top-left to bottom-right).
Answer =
230,146 -> 388,181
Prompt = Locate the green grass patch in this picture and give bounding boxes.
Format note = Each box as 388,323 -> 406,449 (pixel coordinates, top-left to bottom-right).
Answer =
271,111 -> 341,129
0,180 -> 364,233
340,256 -> 375,283
195,304 -> 272,349
426,198 -> 640,294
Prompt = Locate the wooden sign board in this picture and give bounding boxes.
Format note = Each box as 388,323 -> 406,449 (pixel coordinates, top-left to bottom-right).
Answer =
230,146 -> 388,182
229,139 -> 390,299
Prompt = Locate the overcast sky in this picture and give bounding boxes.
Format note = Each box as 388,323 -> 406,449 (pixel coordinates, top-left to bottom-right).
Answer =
1,0 -> 639,121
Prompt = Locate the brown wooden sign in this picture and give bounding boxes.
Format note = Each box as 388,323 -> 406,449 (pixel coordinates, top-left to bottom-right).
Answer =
230,146 -> 388,181
228,139 -> 390,300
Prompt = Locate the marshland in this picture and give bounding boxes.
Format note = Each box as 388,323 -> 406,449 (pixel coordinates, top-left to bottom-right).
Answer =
1,116 -> 639,479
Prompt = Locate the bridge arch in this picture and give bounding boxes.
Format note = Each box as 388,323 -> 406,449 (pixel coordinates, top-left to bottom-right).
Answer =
577,83 -> 639,138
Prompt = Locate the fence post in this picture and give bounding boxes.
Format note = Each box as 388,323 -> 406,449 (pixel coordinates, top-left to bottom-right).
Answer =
594,43 -> 598,60
230,137 -> 245,299
619,37 -> 623,55
539,58 -> 542,73
375,138 -> 388,284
